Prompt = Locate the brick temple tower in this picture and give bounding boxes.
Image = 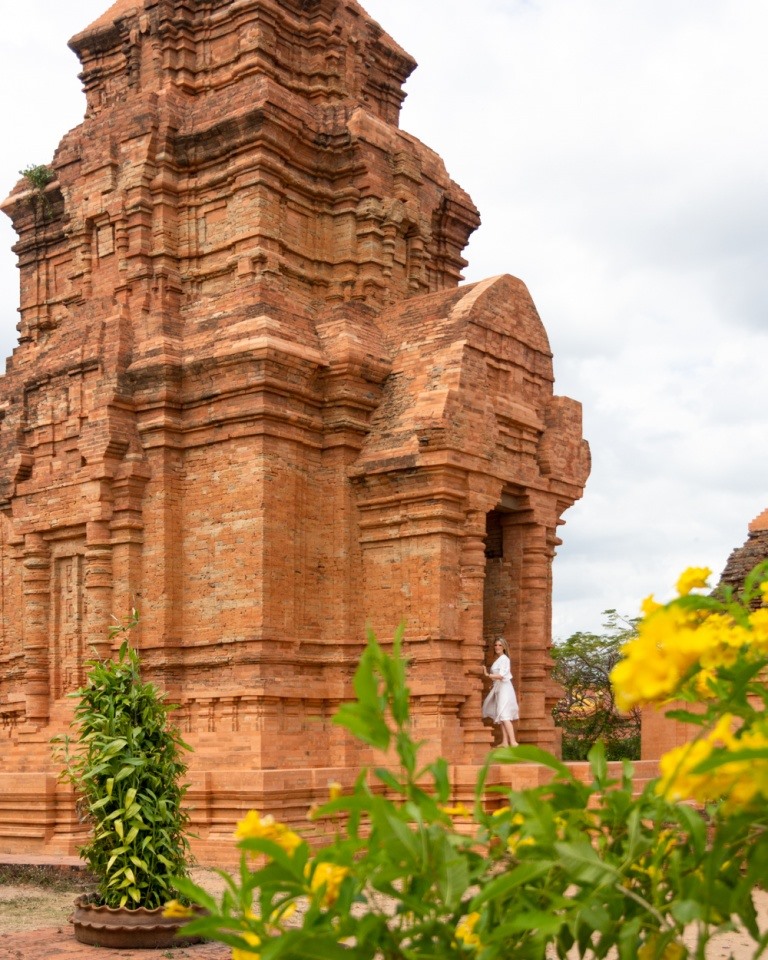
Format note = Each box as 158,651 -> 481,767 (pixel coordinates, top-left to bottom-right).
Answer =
0,0 -> 590,858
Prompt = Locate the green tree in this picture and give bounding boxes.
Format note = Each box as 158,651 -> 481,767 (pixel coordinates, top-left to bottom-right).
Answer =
551,611 -> 641,761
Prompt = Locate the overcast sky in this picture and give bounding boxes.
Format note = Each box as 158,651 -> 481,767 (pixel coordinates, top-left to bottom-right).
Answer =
1,1 -> 766,639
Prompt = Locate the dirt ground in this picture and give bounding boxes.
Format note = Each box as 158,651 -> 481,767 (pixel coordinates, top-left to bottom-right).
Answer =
0,867 -> 766,958
0,865 -> 227,932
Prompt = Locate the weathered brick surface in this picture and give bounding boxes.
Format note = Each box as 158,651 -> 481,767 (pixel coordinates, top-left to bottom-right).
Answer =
0,0 -> 589,861
718,509 -> 768,601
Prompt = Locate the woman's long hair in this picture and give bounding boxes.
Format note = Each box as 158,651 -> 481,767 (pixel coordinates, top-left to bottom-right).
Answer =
494,637 -> 509,658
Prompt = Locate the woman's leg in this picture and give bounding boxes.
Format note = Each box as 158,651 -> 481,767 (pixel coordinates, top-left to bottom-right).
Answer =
501,719 -> 517,746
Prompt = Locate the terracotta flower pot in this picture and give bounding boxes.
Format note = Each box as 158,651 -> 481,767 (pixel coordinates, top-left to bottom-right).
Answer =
72,893 -> 205,949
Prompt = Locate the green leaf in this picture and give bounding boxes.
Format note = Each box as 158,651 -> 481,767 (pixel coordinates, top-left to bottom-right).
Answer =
435,842 -> 470,911
554,841 -> 620,885
333,703 -> 391,750
671,899 -> 704,924
492,910 -> 564,936
115,764 -> 138,782
374,767 -> 405,794
587,739 -> 608,786
472,860 -> 553,907
171,876 -> 219,914
671,802 -> 706,857
261,930 -> 358,960
427,757 -> 450,802
694,746 -> 768,772
617,917 -> 643,960
665,708 -> 709,726
124,825 -> 140,845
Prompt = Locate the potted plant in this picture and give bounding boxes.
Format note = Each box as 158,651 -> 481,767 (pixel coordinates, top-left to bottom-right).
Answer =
54,612 -> 199,948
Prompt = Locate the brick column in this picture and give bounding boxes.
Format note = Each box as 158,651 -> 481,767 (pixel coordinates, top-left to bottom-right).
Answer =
84,520 -> 113,660
110,452 -> 151,649
22,533 -> 51,727
458,512 -> 491,758
511,517 -> 558,751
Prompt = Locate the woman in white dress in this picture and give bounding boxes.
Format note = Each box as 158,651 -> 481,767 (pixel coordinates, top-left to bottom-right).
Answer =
482,637 -> 519,746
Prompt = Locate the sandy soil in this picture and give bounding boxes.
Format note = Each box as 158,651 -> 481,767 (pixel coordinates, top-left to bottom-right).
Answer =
0,868 -> 765,957
0,866 -> 226,933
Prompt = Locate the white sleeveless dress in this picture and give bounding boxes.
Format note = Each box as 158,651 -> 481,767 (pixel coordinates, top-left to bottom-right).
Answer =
482,654 -> 519,722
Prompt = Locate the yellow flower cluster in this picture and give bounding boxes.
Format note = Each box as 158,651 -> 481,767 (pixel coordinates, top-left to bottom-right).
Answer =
162,899 -> 195,919
610,566 -> 768,711
638,935 -> 685,960
232,931 -> 261,960
439,803 -> 472,818
658,714 -> 768,808
307,781 -> 345,821
675,566 -> 712,596
454,911 -> 482,949
307,861 -> 350,907
235,810 -> 303,855
504,811 -> 537,855
229,903 -> 297,960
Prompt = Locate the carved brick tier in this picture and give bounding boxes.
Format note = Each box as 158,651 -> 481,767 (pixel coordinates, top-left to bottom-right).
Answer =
0,0 -> 589,861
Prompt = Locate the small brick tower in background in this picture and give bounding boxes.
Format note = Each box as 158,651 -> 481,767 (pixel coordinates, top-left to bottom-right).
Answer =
0,0 -> 589,859
641,509 -> 768,761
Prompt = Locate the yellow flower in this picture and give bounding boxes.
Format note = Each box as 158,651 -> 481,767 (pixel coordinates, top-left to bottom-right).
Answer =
268,902 -> 296,928
328,781 -> 343,801
749,608 -> 768,652
235,810 -> 303,855
507,833 -> 535,855
232,931 -> 261,959
611,605 -> 691,710
654,715 -> 768,810
675,566 -> 712,596
162,899 -> 195,919
307,861 -> 350,907
455,911 -> 482,949
638,935 -> 685,960
610,597 -> 741,711
553,814 -> 568,840
439,803 -> 472,818
694,669 -> 717,698
641,594 -> 663,616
